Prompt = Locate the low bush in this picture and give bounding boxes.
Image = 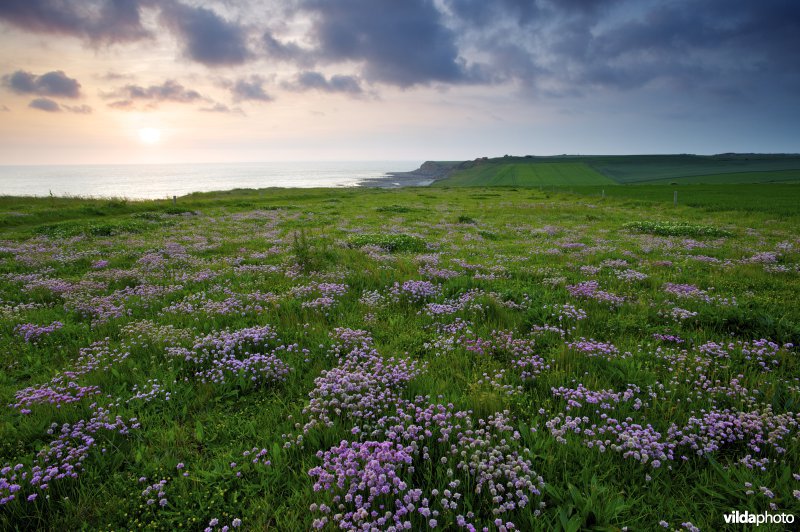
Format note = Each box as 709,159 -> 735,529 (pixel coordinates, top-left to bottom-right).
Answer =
623,220 -> 732,237
348,233 -> 427,252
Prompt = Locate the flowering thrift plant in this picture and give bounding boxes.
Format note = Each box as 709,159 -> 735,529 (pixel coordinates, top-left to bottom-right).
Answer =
0,186 -> 798,530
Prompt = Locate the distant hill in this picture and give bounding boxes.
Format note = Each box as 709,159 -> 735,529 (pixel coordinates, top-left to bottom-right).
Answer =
430,154 -> 800,187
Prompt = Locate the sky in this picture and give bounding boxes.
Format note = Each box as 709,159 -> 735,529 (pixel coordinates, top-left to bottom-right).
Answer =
0,0 -> 798,165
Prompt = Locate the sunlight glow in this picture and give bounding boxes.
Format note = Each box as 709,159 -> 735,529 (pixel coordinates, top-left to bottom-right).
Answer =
138,128 -> 162,144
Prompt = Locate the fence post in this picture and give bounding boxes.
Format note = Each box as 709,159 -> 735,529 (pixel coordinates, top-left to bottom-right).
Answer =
173,195 -> 177,205
673,191 -> 677,206
602,189 -> 605,198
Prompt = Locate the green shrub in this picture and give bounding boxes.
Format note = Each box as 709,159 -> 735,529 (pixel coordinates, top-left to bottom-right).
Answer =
623,220 -> 732,237
164,207 -> 195,215
348,233 -> 427,252
132,211 -> 164,220
35,218 -> 154,238
375,205 -> 414,213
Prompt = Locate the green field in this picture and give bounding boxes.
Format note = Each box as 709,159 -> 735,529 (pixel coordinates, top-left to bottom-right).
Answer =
433,162 -> 615,187
645,169 -> 800,185
1,185 -> 799,531
436,154 -> 800,187
586,154 -> 800,183
551,184 -> 800,217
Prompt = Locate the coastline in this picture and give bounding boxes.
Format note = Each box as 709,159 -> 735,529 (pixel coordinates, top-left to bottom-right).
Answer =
0,161 -> 415,199
0,160 -> 462,197
359,160 -> 462,188
357,174 -> 436,188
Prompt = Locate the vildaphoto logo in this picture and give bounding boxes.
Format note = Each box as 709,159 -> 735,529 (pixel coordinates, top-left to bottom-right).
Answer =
723,510 -> 795,526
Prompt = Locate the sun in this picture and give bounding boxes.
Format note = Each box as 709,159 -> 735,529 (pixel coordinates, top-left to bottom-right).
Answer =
138,127 -> 162,144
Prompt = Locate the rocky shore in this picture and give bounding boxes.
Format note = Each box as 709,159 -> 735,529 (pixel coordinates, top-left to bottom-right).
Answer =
359,160 -> 462,188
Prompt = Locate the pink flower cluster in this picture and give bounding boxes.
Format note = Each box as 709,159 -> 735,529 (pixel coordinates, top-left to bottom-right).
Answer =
566,281 -> 625,307
14,320 -> 63,342
1,406 -> 138,505
390,280 -> 442,302
169,325 -> 293,387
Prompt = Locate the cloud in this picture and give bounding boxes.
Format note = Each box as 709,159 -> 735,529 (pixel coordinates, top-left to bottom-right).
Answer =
230,76 -> 272,102
2,0 -> 796,104
159,2 -> 251,66
107,100 -> 135,110
63,103 -> 92,114
4,70 -> 81,98
1,104 -> 10,111
0,1 -> 253,67
98,71 -> 135,81
284,71 -> 363,95
104,79 -> 203,109
28,97 -> 60,112
0,0 -> 152,44
295,0 -> 467,87
27,97 -> 92,113
200,102 -> 244,115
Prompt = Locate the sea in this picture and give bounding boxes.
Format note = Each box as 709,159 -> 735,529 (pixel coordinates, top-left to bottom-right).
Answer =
0,161 -> 419,200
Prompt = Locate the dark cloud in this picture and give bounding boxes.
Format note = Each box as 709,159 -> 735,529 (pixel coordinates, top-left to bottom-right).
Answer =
5,71 -> 35,93
0,0 -> 152,44
586,1 -> 800,82
1,105 -> 9,112
444,0 -> 541,26
263,32 -> 313,65
444,0 -> 620,27
4,70 -> 81,98
28,97 -> 61,112
159,2 -> 251,66
284,71 -> 363,95
104,79 -> 203,109
34,70 -> 82,97
442,0 -> 800,97
230,76 -> 272,102
297,0 -> 467,87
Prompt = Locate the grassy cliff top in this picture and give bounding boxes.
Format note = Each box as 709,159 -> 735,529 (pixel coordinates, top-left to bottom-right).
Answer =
433,153 -> 800,186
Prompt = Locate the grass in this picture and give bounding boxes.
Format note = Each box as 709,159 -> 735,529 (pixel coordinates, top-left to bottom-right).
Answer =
553,184 -> 800,218
0,185 -> 798,531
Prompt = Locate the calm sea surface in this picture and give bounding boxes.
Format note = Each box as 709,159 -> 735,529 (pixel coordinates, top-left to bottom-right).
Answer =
0,161 -> 417,200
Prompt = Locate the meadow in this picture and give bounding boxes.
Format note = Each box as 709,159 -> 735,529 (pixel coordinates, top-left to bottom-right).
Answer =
1,185 -> 799,531
546,184 -> 800,218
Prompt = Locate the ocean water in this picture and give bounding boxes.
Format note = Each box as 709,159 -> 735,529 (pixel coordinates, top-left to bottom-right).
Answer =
0,161 -> 418,200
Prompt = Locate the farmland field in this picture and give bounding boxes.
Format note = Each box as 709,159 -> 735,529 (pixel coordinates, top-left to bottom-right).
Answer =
433,163 -> 614,187
438,154 -> 800,187
1,186 -> 799,531
644,170 -> 800,185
